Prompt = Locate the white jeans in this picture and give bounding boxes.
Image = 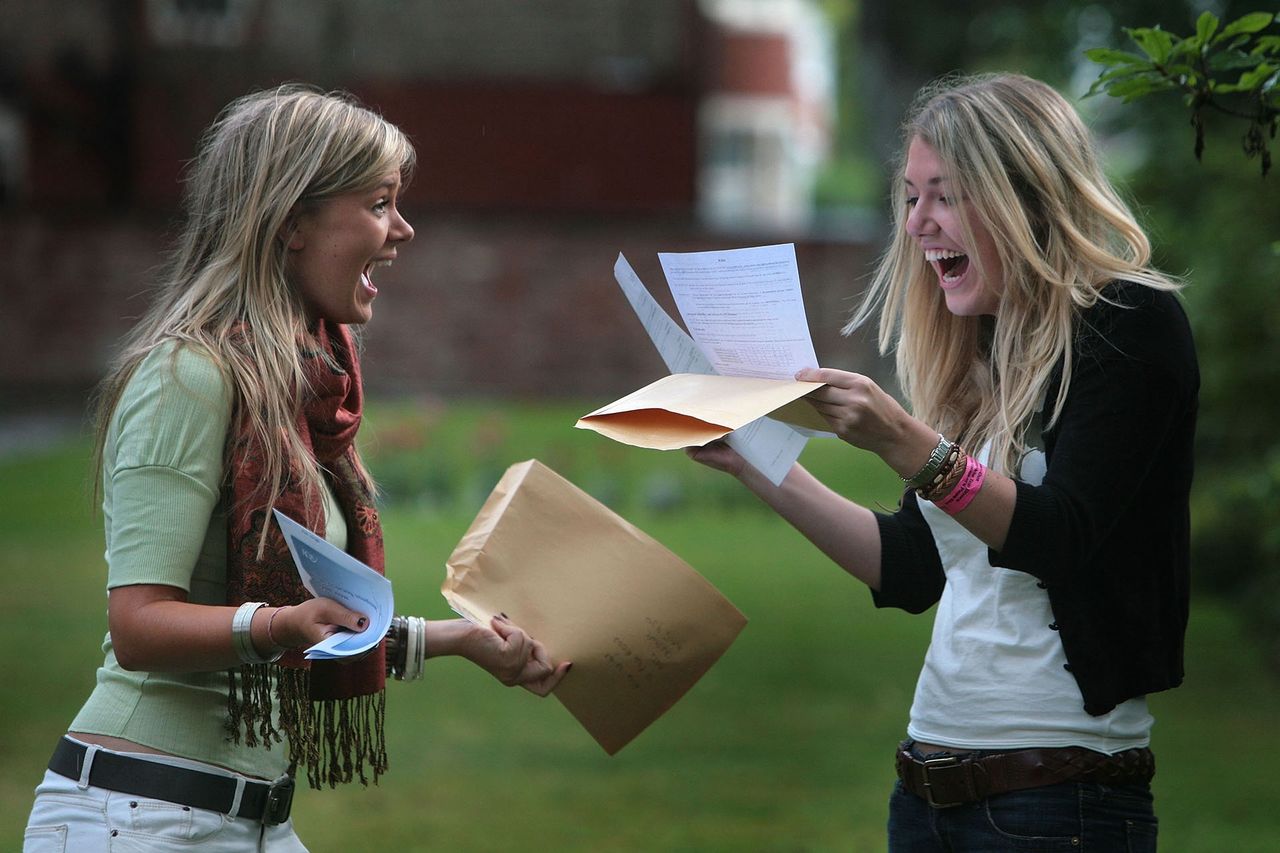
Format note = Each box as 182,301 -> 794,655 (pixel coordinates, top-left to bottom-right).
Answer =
24,745 -> 308,853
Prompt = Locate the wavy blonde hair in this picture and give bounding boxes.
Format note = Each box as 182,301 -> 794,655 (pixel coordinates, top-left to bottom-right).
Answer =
92,84 -> 415,543
845,73 -> 1178,474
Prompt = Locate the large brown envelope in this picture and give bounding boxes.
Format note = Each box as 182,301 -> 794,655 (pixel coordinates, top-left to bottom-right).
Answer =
442,459 -> 748,754
575,373 -> 828,450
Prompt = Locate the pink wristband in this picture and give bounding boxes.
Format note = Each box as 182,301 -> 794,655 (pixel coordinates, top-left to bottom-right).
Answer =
932,454 -> 986,515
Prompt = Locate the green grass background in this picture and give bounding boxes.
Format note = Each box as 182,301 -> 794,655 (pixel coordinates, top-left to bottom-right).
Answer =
3,400 -> 1278,851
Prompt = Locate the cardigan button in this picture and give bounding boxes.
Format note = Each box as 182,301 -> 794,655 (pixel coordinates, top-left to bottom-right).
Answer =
1048,622 -> 1059,631
1036,581 -> 1047,589
1063,663 -> 1073,672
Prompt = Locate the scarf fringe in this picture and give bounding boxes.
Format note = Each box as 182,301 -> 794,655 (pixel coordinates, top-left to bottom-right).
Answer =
227,664 -> 388,789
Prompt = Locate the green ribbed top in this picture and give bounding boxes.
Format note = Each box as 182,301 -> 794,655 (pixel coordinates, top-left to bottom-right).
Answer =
70,342 -> 346,778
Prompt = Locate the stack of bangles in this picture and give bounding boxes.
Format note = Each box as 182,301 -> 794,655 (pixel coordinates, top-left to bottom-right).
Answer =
383,615 -> 427,681
902,434 -> 987,515
231,606 -> 426,681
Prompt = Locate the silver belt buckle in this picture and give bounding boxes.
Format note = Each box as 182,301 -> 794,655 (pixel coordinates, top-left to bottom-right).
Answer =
262,776 -> 295,826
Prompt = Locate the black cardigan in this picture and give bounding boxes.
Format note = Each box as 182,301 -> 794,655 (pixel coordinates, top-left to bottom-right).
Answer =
873,281 -> 1199,716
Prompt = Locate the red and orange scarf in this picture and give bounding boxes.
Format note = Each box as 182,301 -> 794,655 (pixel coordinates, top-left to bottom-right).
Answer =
224,320 -> 387,788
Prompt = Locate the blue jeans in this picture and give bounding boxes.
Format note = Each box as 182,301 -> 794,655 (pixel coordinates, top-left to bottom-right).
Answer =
888,777 -> 1158,852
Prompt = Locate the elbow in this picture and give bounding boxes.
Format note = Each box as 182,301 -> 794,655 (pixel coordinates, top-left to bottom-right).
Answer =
106,583 -> 188,672
107,609 -> 157,672
109,630 -> 150,672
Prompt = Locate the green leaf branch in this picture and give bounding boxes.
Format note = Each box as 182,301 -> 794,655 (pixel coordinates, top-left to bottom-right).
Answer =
1085,11 -> 1279,176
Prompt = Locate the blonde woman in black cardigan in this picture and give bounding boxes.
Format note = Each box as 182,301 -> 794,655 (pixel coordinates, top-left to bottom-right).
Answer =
691,73 -> 1197,852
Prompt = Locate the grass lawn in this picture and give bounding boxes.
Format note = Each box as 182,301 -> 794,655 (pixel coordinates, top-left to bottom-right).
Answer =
2,399 -> 1278,851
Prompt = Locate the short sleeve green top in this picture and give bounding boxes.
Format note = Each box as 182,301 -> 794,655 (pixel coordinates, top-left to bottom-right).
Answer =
70,342 -> 346,779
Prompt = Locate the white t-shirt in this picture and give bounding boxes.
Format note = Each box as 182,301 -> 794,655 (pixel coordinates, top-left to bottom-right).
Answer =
906,447 -> 1153,754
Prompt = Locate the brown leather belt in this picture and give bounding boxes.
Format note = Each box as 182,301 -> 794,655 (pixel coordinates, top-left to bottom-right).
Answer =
895,740 -> 1155,808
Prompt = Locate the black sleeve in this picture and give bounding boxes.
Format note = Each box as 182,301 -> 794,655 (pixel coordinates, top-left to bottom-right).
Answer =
989,284 -> 1199,586
872,488 -> 946,613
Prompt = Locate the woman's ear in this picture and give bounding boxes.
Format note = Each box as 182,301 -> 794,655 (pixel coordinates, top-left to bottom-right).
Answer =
281,212 -> 306,251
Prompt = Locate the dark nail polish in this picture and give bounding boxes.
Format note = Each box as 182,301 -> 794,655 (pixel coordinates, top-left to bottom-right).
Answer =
357,617 -> 367,628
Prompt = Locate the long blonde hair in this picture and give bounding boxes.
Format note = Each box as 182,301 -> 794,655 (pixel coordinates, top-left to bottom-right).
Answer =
845,73 -> 1178,473
92,84 -> 415,534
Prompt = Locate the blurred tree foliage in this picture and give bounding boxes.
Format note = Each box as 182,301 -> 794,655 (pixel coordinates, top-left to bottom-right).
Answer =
1085,9 -> 1280,672
816,1 -> 1280,670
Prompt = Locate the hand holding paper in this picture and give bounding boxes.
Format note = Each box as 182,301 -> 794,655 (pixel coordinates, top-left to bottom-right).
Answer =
273,509 -> 393,660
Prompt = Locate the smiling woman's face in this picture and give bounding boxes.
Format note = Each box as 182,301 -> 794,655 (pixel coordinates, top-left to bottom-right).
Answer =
902,138 -> 1004,317
286,173 -> 414,325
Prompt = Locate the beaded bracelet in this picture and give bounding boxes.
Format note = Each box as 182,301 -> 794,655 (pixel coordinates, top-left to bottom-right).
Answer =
916,441 -> 964,500
931,454 -> 987,515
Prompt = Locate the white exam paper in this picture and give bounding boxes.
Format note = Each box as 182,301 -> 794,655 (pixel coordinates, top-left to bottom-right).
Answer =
273,509 -> 394,660
612,253 -> 809,486
658,243 -> 819,380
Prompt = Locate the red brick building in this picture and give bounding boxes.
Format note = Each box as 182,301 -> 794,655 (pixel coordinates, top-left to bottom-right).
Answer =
0,0 -> 884,406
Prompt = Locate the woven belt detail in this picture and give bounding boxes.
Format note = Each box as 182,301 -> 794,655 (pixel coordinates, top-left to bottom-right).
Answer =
895,741 -> 1155,808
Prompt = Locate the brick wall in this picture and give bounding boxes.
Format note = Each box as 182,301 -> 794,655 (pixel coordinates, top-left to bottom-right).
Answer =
0,212 -> 890,410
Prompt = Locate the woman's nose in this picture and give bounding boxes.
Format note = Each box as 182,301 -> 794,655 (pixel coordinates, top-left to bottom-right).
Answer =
905,201 -> 932,238
392,209 -> 414,243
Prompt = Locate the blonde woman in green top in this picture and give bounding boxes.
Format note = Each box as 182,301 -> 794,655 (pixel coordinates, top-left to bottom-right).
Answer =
23,85 -> 568,853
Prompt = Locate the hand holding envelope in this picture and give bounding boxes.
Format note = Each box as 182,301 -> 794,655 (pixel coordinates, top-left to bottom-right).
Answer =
576,244 -> 833,481
443,460 -> 747,755
576,373 -> 829,450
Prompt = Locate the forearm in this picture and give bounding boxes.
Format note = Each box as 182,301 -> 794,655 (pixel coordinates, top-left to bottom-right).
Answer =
109,597 -> 275,672
422,618 -> 483,659
940,464 -> 1016,551
739,462 -> 883,590
109,584 -> 366,673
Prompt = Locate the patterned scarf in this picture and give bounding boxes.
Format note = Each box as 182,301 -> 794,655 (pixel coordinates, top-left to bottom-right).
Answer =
224,320 -> 388,789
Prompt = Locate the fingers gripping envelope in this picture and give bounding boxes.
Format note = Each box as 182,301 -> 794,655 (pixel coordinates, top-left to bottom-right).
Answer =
575,372 -> 829,451
442,459 -> 747,755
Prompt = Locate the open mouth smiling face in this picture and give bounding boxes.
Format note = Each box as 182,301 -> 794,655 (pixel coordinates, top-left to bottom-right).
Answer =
289,174 -> 413,326
904,138 -> 1003,317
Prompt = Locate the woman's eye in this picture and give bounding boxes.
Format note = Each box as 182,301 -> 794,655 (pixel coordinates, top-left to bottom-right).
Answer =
373,199 -> 390,214
905,196 -> 919,208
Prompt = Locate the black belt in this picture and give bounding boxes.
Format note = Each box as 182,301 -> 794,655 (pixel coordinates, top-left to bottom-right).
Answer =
895,740 -> 1155,808
48,737 -> 294,825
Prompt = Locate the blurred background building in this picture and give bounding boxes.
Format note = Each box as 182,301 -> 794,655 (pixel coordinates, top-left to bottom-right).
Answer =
0,0 -> 884,413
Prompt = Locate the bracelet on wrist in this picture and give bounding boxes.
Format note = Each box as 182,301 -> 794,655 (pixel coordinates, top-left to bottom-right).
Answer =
916,441 -> 964,500
385,615 -> 426,681
931,454 -> 987,515
231,601 -> 284,664
903,434 -> 952,489
266,606 -> 290,653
